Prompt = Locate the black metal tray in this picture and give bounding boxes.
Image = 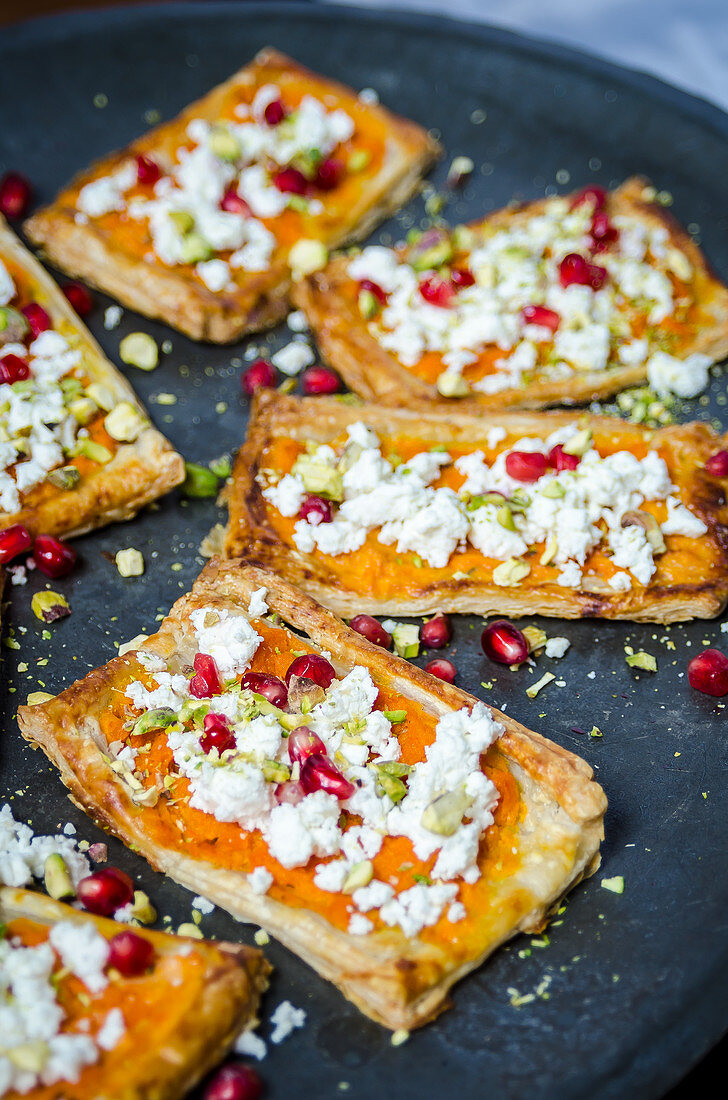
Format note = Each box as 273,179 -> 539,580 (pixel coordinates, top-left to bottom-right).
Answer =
1,4 -> 728,1097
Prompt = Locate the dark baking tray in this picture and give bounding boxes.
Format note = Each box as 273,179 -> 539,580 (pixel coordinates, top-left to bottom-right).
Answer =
1,4 -> 728,1097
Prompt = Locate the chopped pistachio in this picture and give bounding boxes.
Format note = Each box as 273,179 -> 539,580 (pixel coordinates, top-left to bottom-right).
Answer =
589,726 -> 603,738
665,247 -> 692,282
182,461 -> 219,498
73,438 -> 112,464
262,759 -> 291,783
85,382 -> 117,411
292,454 -> 343,500
342,860 -> 374,894
436,369 -> 471,398
626,651 -> 657,672
374,767 -> 407,804
409,235 -> 453,272
27,691 -> 54,705
601,875 -> 625,894
348,149 -> 370,172
522,625 -> 548,654
526,672 -> 556,699
254,928 -> 270,946
621,509 -> 666,553
46,465 -> 80,490
44,853 -> 75,900
492,558 -> 530,586
118,632 -> 149,657
496,503 -> 516,531
390,1029 -> 410,1047
541,481 -> 565,499
562,428 -> 593,456
8,1041 -> 49,1073
358,288 -> 380,319
129,890 -> 157,924
168,210 -> 195,235
209,454 -> 232,478
382,710 -> 407,724
176,922 -> 204,939
67,396 -> 98,425
391,623 -> 420,658
31,590 -> 71,623
105,401 -> 148,442
180,232 -> 213,264
131,707 -> 175,736
209,125 -> 241,161
288,238 -> 328,279
119,332 -> 159,371
421,788 -> 471,836
0,305 -> 29,340
540,535 -> 558,566
116,547 -> 145,577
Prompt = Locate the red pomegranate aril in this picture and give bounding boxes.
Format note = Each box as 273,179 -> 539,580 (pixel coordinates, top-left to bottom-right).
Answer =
273,167 -> 308,195
359,278 -> 387,305
590,210 -> 618,246
481,619 -> 529,665
33,534 -> 77,578
705,450 -> 728,477
264,98 -> 287,126
419,275 -> 455,308
201,712 -> 236,755
274,780 -> 305,806
570,184 -> 607,211
558,253 -> 608,291
0,353 -> 30,384
62,281 -> 94,317
135,154 -> 161,187
425,658 -> 457,683
349,614 -> 392,649
189,652 -> 222,698
0,524 -> 32,564
107,930 -> 155,977
0,172 -> 33,219
687,649 -> 728,697
450,268 -> 476,289
21,302 -> 52,338
221,187 -> 251,216
204,1063 -> 263,1100
241,672 -> 288,708
505,450 -> 549,482
288,726 -> 327,767
548,443 -> 580,472
301,365 -> 341,396
285,653 -> 336,688
241,358 -> 277,396
77,867 -> 134,916
521,304 -> 560,332
299,494 -> 333,526
421,612 -> 452,649
315,157 -> 345,190
300,753 -> 355,799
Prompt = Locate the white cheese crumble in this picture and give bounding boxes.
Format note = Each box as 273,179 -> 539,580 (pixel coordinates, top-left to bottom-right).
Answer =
269,1001 -> 307,1044
647,350 -> 712,398
234,1029 -> 267,1060
0,804 -> 90,888
48,921 -> 110,994
271,341 -> 315,376
192,894 -> 215,915
189,607 -> 262,676
248,866 -> 274,895
96,1008 -> 126,1051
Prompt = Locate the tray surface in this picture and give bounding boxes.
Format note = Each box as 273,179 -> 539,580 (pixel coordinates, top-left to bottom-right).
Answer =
2,4 -> 728,1097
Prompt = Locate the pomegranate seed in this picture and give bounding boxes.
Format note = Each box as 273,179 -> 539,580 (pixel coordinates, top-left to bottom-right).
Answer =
0,172 -> 33,219
687,649 -> 728,697
201,712 -> 236,754
33,534 -> 77,578
0,524 -> 32,564
21,302 -> 52,338
481,620 -> 529,665
77,867 -> 133,916
107,930 -> 155,977
204,1063 -> 263,1100
419,275 -> 455,308
62,281 -> 94,317
450,268 -> 475,289
241,358 -> 277,396
349,614 -> 392,649
558,253 -> 608,291
505,450 -> 549,482
221,187 -> 251,216
548,444 -> 580,471
264,99 -> 287,126
570,184 -> 607,211
705,450 -> 728,476
274,780 -> 305,805
241,672 -> 288,708
273,167 -> 308,195
285,654 -> 336,688
300,753 -> 355,799
299,494 -> 333,525
425,658 -> 457,683
301,365 -> 341,396
315,157 -> 344,190
421,613 -> 452,649
288,726 -> 327,767
359,278 -> 387,305
189,653 -> 222,698
521,304 -> 560,332
589,210 -> 618,251
0,353 -> 30,384
135,154 -> 161,187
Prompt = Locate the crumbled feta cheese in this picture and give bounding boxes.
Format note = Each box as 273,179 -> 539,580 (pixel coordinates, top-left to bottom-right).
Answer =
271,341 -> 315,376
190,606 -> 262,676
48,921 -> 110,994
0,804 -> 90,888
269,1001 -> 306,1044
544,637 -> 570,659
248,867 -> 274,895
647,350 -> 712,398
104,304 -> 123,330
379,883 -> 459,937
96,1008 -> 126,1051
247,586 -> 269,618
192,894 -> 215,915
0,259 -> 16,305
348,914 -> 374,935
234,1029 -> 267,1060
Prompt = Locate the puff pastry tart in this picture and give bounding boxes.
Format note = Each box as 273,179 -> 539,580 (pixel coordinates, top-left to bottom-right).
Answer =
18,559 -> 606,1030
0,885 -> 269,1099
24,49 -> 440,343
226,392 -> 728,622
0,217 -> 183,539
292,176 -> 728,409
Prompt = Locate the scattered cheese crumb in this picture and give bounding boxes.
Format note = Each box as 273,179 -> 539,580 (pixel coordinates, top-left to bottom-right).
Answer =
192,894 -> 215,915
104,305 -> 123,330
270,1000 -> 306,1044
235,1029 -> 267,1060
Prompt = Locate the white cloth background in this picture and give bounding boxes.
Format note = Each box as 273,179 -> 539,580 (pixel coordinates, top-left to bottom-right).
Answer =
324,0 -> 728,111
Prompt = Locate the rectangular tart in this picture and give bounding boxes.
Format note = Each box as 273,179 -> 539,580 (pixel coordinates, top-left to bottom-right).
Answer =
0,885 -> 269,1100
292,176 -> 728,409
24,48 -> 440,343
225,392 -> 728,622
17,559 -> 606,1030
0,216 -> 184,539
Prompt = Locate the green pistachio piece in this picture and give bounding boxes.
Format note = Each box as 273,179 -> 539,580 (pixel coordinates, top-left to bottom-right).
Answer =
287,194 -> 309,213
382,710 -> 407,724
540,535 -> 559,566
182,461 -> 219,498
73,438 -> 113,464
85,382 -> 116,411
292,454 -> 343,500
508,489 -> 531,513
8,1041 -> 50,1073
178,699 -> 210,727
376,761 -> 411,777
466,491 -> 507,511
436,370 -> 471,398
421,788 -> 471,836
288,238 -> 328,279
31,590 -> 71,623
522,626 -> 548,653
621,509 -> 666,554
626,651 -> 657,672
179,232 -> 213,264
209,454 -> 232,478
119,332 -> 159,371
43,853 -> 75,900
358,288 -> 380,320
375,770 -> 407,803
105,402 -> 148,443
209,126 -> 241,161
0,305 -> 29,342
496,504 -> 516,531
46,465 -> 80,490
409,236 -> 453,272
168,210 -> 195,235
391,623 -> 420,659
492,557 -> 531,586
68,397 -> 98,425
60,376 -> 83,398
541,481 -> 566,499
131,707 -> 177,737
262,759 -> 291,783
342,860 -> 374,894
129,889 -> 157,924
562,428 -> 593,456
348,149 -> 370,172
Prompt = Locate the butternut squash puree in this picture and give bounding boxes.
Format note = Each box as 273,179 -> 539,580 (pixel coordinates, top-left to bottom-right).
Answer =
100,620 -> 521,952
65,74 -> 387,287
261,428 -> 716,602
5,917 -> 213,1100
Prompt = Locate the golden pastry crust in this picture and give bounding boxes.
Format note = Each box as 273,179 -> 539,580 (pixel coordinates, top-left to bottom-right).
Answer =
293,175 -> 728,410
0,217 -> 184,538
0,885 -> 270,1100
24,49 -> 440,343
18,559 -> 606,1030
225,391 -> 728,622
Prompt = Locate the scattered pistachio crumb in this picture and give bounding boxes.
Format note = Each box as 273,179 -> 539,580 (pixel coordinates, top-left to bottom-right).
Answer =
115,548 -> 145,578
390,1029 -> 410,1047
626,651 -> 657,672
601,876 -> 625,894
176,922 -> 203,939
254,929 -> 270,946
526,672 -> 555,699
